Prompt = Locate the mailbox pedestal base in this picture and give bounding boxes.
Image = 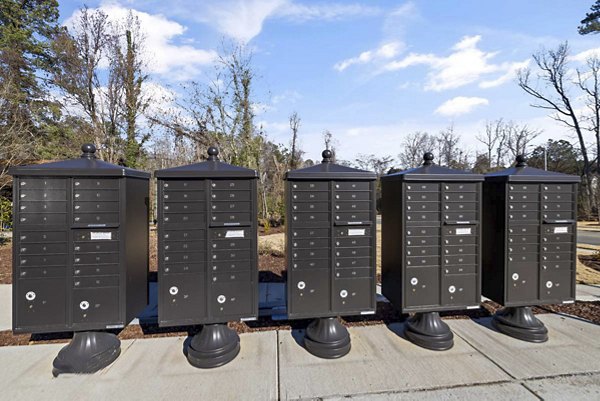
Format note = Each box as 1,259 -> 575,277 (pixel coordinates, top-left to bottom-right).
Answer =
187,324 -> 240,369
52,331 -> 121,377
304,317 -> 351,359
404,312 -> 454,351
492,306 -> 548,343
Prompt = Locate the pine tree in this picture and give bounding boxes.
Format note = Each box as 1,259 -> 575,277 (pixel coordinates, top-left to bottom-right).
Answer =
579,0 -> 600,35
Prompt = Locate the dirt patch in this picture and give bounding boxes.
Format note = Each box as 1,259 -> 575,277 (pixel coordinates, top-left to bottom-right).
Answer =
578,254 -> 600,285
259,225 -> 285,236
259,254 -> 286,282
149,228 -> 157,273
0,239 -> 11,285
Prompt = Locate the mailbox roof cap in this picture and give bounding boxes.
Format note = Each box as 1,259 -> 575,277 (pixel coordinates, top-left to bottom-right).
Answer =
155,146 -> 258,178
485,155 -> 581,182
285,150 -> 376,180
382,153 -> 484,182
8,143 -> 150,178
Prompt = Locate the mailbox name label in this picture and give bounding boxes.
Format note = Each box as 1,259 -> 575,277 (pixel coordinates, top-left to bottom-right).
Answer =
554,226 -> 569,234
348,229 -> 366,236
455,228 -> 472,235
91,232 -> 112,240
225,230 -> 245,238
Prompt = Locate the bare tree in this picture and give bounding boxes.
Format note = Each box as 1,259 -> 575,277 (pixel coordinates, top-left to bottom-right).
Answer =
577,56 -> 600,173
435,125 -> 470,169
288,111 -> 302,170
353,154 -> 395,176
517,42 -> 597,218
398,131 -> 436,169
505,121 -> 542,159
477,119 -> 508,170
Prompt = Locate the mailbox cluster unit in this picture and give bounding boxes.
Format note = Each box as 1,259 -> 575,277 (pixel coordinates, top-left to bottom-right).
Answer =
285,150 -> 377,358
482,155 -> 580,342
381,153 -> 483,350
9,144 -> 150,375
155,147 -> 258,368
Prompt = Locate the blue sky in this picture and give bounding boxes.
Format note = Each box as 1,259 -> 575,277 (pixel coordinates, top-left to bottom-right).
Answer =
58,1 -> 600,164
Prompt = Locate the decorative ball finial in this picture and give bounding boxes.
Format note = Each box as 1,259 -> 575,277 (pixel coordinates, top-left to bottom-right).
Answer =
81,143 -> 97,159
322,149 -> 333,163
515,155 -> 527,167
423,152 -> 434,166
207,146 -> 219,161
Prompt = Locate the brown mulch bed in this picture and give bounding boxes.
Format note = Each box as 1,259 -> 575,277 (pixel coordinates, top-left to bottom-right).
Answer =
259,225 -> 285,236
0,239 -> 11,285
259,254 -> 286,282
579,254 -> 600,272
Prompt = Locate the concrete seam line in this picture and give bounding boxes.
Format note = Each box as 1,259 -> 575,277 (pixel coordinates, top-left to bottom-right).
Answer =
518,381 -> 545,400
450,321 -> 519,380
518,370 -> 600,382
99,338 -> 137,376
276,330 -> 281,401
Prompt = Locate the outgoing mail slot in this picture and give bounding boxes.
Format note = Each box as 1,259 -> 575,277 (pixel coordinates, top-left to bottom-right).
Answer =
73,190 -> 119,202
211,180 -> 251,190
74,252 -> 119,265
19,213 -> 67,225
20,189 -> 67,201
19,201 -> 67,213
291,191 -> 329,202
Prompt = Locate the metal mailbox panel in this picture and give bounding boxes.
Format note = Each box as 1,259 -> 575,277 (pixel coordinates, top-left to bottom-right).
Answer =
441,274 -> 477,306
335,268 -> 372,279
292,202 -> 329,212
74,229 -> 119,241
508,234 -> 539,244
291,212 -> 330,225
444,254 -> 477,265
292,238 -> 330,248
73,178 -> 119,189
335,200 -> 372,212
164,191 -> 205,202
409,226 -> 440,237
73,189 -> 119,202
291,227 -> 330,238
291,191 -> 329,202
332,278 -> 373,311
406,255 -> 440,267
541,252 -> 573,262
542,202 -> 572,211
444,193 -> 476,202
210,201 -> 251,212
164,229 -> 205,241
160,273 -> 206,323
164,252 -> 205,264
443,183 -> 477,192
542,243 -> 571,253
542,211 -> 574,220
334,181 -> 370,191
210,282 -> 253,318
19,243 -> 68,254
508,203 -> 539,211
335,257 -> 371,268
211,238 -> 251,250
210,190 -> 251,201
335,237 -> 371,247
163,213 -> 205,225
508,193 -> 538,202
73,275 -> 119,289
291,181 -> 328,191
542,184 -> 572,192
211,249 -> 251,261
162,180 -> 205,190
164,263 -> 205,274
18,267 -> 66,279
508,184 -> 539,192
539,269 -> 572,300
289,269 -> 330,315
20,189 -> 67,201
19,230 -> 68,243
443,245 -> 477,255
163,241 -> 199,253
73,213 -> 119,226
209,211 -> 251,224
406,192 -> 439,202
444,265 -> 477,275
211,260 -> 252,273
210,180 -> 251,190
508,244 -> 538,254
406,202 -> 440,212
542,193 -> 570,202
506,262 -> 538,303
334,191 -> 370,201
406,246 -> 439,257
163,202 -> 204,213
73,201 -> 119,213
335,247 -> 371,258
292,248 -> 330,259
291,258 -> 329,270
19,201 -> 67,213
19,254 -> 67,267
72,287 -> 119,324
19,178 -> 66,189
406,183 -> 439,192
16,278 -> 67,328
74,265 -> 120,276
334,212 -> 371,223
74,253 -> 119,265
18,213 -> 67,225
406,212 -> 439,222
443,211 -> 477,222
211,271 -> 251,283
443,236 -> 476,246
404,267 -> 440,307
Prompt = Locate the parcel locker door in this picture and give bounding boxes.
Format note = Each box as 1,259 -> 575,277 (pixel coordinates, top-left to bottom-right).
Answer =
539,268 -> 573,301
72,287 -> 120,325
506,262 -> 538,304
210,281 -> 253,318
332,278 -> 373,312
16,278 -> 67,328
404,267 -> 440,308
159,273 -> 205,325
289,269 -> 330,316
441,274 -> 478,306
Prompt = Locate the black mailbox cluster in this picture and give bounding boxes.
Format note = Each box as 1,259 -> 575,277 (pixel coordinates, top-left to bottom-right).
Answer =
285,150 -> 377,358
155,147 -> 258,368
381,153 -> 483,350
482,155 -> 580,342
9,144 -> 150,375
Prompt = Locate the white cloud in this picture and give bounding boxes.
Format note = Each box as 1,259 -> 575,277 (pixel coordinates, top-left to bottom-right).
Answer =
190,0 -> 380,43
64,2 -> 217,81
435,96 -> 489,117
272,90 -> 302,105
334,42 -> 404,71
382,35 -> 529,91
571,47 -> 600,63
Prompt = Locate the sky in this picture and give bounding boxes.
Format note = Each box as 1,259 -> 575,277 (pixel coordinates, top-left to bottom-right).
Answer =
57,0 -> 600,164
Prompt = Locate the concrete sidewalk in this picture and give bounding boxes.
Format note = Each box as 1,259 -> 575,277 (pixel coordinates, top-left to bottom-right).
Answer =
0,314 -> 599,400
